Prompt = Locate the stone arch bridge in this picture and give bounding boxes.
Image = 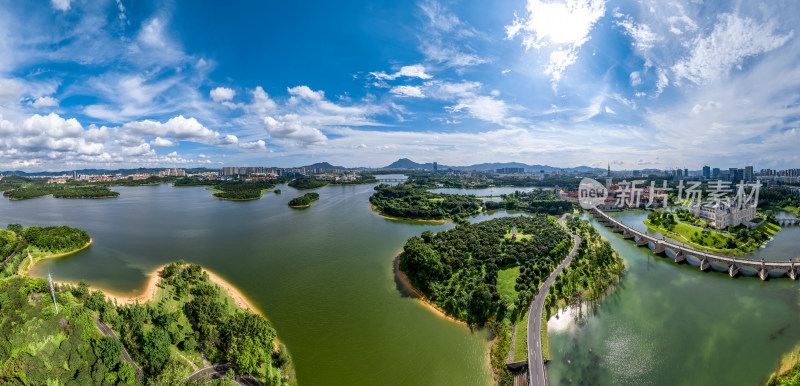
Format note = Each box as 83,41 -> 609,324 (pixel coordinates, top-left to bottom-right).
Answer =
591,208 -> 798,281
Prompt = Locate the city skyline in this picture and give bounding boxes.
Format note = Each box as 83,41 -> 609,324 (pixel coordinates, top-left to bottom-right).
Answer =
0,1 -> 799,171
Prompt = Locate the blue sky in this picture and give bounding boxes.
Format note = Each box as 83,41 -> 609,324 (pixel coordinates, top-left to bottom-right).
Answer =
0,0 -> 798,171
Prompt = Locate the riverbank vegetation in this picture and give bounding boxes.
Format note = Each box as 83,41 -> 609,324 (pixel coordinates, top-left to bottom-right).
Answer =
211,178 -> 290,200
288,175 -> 379,190
759,187 -> 800,217
0,224 -> 90,279
0,256 -> 293,385
399,215 -> 571,384
484,190 -> 573,215
645,209 -> 779,254
0,175 -> 185,200
370,183 -> 482,222
288,192 -> 320,207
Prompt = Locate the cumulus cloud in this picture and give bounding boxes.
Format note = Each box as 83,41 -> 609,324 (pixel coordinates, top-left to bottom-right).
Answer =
210,87 -> 236,102
150,137 -> 178,147
506,0 -> 606,82
122,143 -> 155,156
264,114 -> 327,146
123,115 -> 219,141
672,14 -> 793,84
371,64 -> 433,80
239,140 -> 266,151
30,96 -> 59,108
390,85 -> 425,98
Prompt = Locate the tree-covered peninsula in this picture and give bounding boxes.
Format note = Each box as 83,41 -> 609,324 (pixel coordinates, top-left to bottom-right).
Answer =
399,215 -> 571,323
0,252 -> 293,385
1,224 -> 91,279
288,192 -> 320,208
369,183 -> 482,222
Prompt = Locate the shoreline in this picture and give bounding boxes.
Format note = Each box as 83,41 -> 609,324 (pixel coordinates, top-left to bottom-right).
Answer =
24,239 -> 94,275
393,251 -> 466,326
49,263 -> 261,316
371,204 -> 448,225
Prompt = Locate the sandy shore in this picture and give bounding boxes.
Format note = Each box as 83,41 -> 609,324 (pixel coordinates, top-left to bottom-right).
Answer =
393,251 -> 466,326
51,264 -> 261,316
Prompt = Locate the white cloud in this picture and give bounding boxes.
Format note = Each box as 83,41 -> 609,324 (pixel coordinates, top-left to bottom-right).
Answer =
417,1 -> 489,67
655,68 -> 669,96
123,115 -> 219,141
210,87 -> 236,102
150,137 -> 178,147
264,115 -> 328,146
672,14 -> 793,84
239,140 -> 266,151
390,85 -> 425,98
371,64 -> 433,80
447,96 -> 509,125
506,0 -> 606,82
138,18 -> 167,48
219,134 -> 239,145
30,96 -> 59,108
51,0 -> 71,11
122,143 -> 155,156
0,78 -> 24,103
615,15 -> 661,49
630,71 -> 642,86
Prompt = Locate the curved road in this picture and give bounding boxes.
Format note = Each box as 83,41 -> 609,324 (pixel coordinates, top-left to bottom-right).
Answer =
187,364 -> 262,385
526,214 -> 581,386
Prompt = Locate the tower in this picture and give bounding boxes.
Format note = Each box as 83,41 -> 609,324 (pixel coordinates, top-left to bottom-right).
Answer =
606,163 -> 613,188
48,273 -> 58,314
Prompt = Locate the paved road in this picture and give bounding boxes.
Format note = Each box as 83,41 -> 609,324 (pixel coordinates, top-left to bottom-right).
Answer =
187,364 -> 262,385
526,214 -> 581,386
95,317 -> 145,379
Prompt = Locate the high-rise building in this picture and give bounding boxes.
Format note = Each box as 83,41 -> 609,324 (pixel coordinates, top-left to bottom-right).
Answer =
729,167 -> 738,181
745,165 -> 753,182
702,166 -> 710,179
712,168 -> 720,179
433,162 -> 438,171
684,168 -> 689,178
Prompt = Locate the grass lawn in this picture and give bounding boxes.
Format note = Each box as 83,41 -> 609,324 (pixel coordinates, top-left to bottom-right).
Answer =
513,311 -> 528,362
497,266 -> 520,305
757,221 -> 781,237
644,219 -> 739,252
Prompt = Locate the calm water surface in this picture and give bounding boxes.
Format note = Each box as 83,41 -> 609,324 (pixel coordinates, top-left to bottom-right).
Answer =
547,211 -> 800,385
6,178 -> 492,386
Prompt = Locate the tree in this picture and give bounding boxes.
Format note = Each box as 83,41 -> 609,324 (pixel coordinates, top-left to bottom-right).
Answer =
118,361 -> 136,384
142,327 -> 172,373
6,223 -> 22,234
92,336 -> 122,369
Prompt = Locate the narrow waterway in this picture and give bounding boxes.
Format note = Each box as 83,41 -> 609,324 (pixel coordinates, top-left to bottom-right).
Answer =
546,211 -> 800,385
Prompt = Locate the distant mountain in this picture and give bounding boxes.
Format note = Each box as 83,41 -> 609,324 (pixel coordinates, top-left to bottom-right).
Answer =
384,158 -> 440,170
381,158 -> 603,173
302,162 -> 347,170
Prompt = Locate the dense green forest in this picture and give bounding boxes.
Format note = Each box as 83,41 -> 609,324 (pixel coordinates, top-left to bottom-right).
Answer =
399,215 -> 570,324
211,177 -> 291,200
484,190 -> 573,215
288,192 -> 320,207
369,183 -> 482,221
173,177 -> 215,187
0,276 -> 141,385
546,216 -> 624,310
288,178 -> 329,189
0,260 -> 293,385
1,224 -> 89,279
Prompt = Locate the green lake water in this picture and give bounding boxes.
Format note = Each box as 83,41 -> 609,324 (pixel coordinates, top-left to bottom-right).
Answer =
6,184 -> 800,385
547,210 -> 800,385
8,179 -> 492,385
